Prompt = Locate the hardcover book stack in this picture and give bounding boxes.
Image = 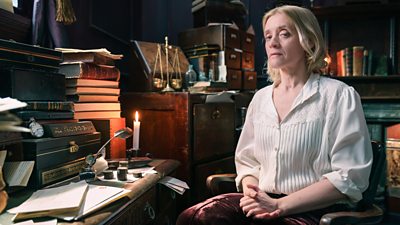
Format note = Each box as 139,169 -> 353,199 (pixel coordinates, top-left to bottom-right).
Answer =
57,48 -> 123,120
0,39 -> 102,189
57,48 -> 128,160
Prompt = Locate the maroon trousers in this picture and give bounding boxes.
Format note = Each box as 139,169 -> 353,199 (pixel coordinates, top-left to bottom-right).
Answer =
176,193 -> 347,225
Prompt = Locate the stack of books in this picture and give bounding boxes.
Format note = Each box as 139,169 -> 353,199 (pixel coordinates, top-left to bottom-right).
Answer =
57,48 -> 123,120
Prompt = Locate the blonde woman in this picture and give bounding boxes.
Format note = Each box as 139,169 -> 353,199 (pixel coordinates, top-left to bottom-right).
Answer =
177,5 -> 372,225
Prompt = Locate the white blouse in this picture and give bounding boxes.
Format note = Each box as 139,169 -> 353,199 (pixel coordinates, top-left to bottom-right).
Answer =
235,74 -> 373,202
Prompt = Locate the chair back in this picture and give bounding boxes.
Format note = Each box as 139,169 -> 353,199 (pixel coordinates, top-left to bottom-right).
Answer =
357,141 -> 385,209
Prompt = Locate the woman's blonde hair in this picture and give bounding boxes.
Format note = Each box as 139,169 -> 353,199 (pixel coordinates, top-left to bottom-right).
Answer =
262,5 -> 326,83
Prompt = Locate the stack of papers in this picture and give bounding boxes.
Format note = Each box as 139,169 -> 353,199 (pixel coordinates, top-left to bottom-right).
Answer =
158,176 -> 190,195
8,182 -> 88,221
8,181 -> 130,222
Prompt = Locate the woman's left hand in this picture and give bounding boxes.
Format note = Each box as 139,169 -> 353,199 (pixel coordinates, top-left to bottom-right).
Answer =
239,184 -> 282,220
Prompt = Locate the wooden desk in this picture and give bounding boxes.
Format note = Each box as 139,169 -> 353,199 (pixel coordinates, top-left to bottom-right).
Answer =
0,159 -> 180,225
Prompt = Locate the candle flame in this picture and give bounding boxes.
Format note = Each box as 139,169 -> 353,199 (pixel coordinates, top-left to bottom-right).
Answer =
135,111 -> 139,122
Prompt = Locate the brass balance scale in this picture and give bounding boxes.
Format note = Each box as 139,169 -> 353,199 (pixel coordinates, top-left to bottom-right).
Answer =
152,36 -> 182,91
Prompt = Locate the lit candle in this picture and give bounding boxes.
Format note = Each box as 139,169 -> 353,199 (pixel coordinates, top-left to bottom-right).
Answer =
133,111 -> 140,150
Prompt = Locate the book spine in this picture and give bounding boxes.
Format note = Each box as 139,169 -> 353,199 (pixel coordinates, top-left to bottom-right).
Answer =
80,63 -> 120,81
336,50 -> 342,76
43,121 -> 96,137
362,49 -> 369,76
352,46 -> 364,76
345,47 -> 353,76
26,101 -> 74,111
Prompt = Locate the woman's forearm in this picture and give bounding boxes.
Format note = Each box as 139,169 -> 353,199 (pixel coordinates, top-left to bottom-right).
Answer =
277,178 -> 346,216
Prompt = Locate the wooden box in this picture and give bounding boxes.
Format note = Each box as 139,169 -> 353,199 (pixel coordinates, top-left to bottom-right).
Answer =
127,40 -> 189,92
22,132 -> 101,189
0,68 -> 66,101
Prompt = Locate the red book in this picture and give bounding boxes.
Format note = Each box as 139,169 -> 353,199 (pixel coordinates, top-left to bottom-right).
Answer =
59,62 -> 120,81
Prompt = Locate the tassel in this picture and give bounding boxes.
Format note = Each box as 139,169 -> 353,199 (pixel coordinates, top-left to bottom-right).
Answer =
55,0 -> 77,25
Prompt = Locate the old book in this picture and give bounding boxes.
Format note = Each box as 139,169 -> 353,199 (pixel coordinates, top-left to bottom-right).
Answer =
43,121 -> 97,137
66,87 -> 120,96
90,118 -> 126,159
73,111 -> 121,120
67,94 -> 119,103
62,52 -> 116,66
72,102 -> 121,112
66,78 -> 119,88
336,49 -> 344,76
59,62 -> 120,81
25,101 -> 74,111
344,47 -> 353,76
352,46 -> 364,76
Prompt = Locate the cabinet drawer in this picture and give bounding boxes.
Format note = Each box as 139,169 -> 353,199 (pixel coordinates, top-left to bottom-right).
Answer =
241,51 -> 254,70
225,48 -> 241,70
194,156 -> 236,202
110,187 -> 157,225
227,69 -> 242,90
241,31 -> 255,53
242,71 -> 257,90
178,25 -> 241,50
193,103 -> 235,162
225,28 -> 241,49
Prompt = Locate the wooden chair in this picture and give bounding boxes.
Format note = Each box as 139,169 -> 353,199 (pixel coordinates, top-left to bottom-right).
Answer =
206,141 -> 385,225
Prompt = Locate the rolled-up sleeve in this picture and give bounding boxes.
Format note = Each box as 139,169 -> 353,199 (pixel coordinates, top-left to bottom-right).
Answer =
235,100 -> 260,191
323,87 -> 373,202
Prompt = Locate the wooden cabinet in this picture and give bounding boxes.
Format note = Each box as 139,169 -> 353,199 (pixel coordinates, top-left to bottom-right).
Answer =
120,92 -> 241,208
178,25 -> 256,90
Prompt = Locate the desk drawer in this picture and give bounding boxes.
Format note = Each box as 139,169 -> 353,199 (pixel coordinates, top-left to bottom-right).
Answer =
193,103 -> 235,162
110,187 -> 157,225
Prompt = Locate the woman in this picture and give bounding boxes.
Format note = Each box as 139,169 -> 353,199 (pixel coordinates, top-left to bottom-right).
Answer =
177,5 -> 372,225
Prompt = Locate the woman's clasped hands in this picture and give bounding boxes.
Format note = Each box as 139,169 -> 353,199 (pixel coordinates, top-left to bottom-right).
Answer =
240,184 -> 282,220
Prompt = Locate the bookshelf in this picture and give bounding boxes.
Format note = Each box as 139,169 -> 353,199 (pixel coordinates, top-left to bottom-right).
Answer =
313,4 -> 400,76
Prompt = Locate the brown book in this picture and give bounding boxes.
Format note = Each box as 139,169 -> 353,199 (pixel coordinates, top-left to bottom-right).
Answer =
336,50 -> 344,76
59,62 -> 120,81
66,78 -> 119,88
62,52 -> 116,66
67,94 -> 119,103
72,102 -> 121,112
25,101 -> 74,111
352,46 -> 364,76
66,87 -> 120,96
73,111 -> 121,120
90,118 -> 126,159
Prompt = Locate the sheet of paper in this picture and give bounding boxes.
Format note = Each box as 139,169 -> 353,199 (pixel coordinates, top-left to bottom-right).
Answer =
8,181 -> 88,214
55,185 -> 130,221
14,219 -> 57,225
159,176 -> 190,195
3,161 -> 35,186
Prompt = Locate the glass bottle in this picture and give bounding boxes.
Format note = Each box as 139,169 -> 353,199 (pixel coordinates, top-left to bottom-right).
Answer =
185,64 -> 197,88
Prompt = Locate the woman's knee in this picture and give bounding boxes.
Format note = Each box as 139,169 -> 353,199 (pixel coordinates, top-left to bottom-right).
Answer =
176,193 -> 243,225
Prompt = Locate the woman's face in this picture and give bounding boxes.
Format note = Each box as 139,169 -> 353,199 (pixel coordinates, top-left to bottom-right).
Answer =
264,12 -> 306,71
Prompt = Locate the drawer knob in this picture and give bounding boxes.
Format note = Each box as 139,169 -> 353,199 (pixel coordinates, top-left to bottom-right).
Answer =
144,202 -> 155,220
211,110 -> 221,120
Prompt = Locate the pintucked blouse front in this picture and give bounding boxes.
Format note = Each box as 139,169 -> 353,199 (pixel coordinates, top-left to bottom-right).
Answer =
235,74 -> 372,202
